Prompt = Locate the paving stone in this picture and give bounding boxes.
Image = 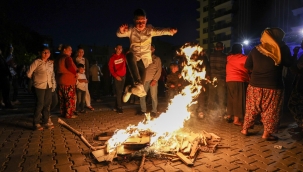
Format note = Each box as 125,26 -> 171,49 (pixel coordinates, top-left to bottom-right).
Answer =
40,154 -> 55,163
55,154 -> 71,165
55,164 -> 74,172
2,164 -> 22,172
122,161 -> 138,171
274,162 -> 298,171
107,162 -> 125,171
55,144 -> 68,153
39,161 -> 56,172
26,147 -> 40,155
72,165 -> 91,172
70,154 -> 89,167
0,156 -> 8,166
249,161 -> 268,171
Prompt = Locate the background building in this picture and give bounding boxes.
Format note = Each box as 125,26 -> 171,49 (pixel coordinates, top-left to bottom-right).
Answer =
196,0 -> 303,55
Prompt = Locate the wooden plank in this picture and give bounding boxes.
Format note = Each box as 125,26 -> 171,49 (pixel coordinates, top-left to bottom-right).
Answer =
209,133 -> 221,141
98,136 -> 112,141
181,140 -> 189,150
176,152 -> 193,166
189,141 -> 199,158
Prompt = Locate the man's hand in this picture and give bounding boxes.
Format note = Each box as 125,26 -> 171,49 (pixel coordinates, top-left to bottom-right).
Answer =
119,24 -> 128,34
150,80 -> 157,86
115,76 -> 122,81
170,28 -> 177,35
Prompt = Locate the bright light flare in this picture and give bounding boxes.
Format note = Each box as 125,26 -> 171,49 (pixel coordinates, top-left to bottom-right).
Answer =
243,40 -> 249,45
107,44 -> 205,153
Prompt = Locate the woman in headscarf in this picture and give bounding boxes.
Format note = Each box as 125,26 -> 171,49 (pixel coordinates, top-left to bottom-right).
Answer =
55,45 -> 78,119
240,27 -> 295,141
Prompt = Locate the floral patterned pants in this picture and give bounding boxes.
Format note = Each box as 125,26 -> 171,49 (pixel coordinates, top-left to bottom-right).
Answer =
242,85 -> 283,134
58,85 -> 76,118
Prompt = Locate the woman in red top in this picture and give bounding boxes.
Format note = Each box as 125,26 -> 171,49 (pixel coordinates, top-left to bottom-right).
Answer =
225,44 -> 249,125
55,45 -> 78,118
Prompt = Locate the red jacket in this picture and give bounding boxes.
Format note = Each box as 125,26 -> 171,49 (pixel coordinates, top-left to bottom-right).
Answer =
108,53 -> 127,78
226,54 -> 249,82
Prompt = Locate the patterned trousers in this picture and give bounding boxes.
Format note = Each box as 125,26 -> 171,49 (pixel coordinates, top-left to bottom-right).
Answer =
242,85 -> 283,134
58,85 -> 76,118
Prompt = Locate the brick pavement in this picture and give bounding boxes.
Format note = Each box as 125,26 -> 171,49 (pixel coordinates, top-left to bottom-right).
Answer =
0,90 -> 303,171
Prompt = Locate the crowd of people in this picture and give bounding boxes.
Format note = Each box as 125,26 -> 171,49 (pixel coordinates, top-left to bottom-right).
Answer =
0,8 -> 303,142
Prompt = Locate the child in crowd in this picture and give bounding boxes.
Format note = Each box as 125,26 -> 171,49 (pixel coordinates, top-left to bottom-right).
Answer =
108,44 -> 127,114
76,64 -> 88,113
166,63 -> 183,101
117,8 -> 177,102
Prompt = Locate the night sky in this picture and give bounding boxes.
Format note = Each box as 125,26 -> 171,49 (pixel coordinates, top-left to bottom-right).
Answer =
4,0 -> 199,48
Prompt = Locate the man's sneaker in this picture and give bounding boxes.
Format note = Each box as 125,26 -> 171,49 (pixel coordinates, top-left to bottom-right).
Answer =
150,112 -> 157,117
123,85 -> 132,103
34,124 -> 43,131
131,84 -> 146,97
44,123 -> 54,129
117,108 -> 123,114
48,117 -> 54,125
137,111 -> 146,116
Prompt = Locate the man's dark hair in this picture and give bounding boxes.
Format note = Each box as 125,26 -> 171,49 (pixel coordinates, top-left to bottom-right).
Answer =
134,8 -> 146,18
60,44 -> 71,53
115,44 -> 122,48
230,44 -> 243,54
215,42 -> 224,49
77,45 -> 84,50
77,63 -> 85,68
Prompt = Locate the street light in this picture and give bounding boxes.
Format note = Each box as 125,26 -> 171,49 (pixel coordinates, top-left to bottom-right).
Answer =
243,40 -> 249,45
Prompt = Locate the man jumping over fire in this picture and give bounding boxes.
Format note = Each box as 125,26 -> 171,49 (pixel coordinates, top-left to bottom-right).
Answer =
117,8 -> 177,102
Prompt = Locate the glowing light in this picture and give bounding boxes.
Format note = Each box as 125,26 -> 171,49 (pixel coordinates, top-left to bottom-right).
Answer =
107,44 -> 205,153
243,40 -> 249,45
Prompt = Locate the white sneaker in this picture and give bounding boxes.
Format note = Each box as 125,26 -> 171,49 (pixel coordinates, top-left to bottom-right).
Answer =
48,117 -> 54,126
131,84 -> 146,97
123,85 -> 132,103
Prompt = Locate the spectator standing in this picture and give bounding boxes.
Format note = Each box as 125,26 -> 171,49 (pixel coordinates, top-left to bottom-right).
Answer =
108,44 -> 127,114
208,42 -> 227,118
138,45 -> 162,117
76,64 -> 88,113
158,65 -> 168,97
225,44 -> 250,125
241,28 -> 294,141
0,48 -> 16,110
74,47 -> 94,111
6,45 -> 20,105
166,63 -> 182,102
288,39 -> 303,140
27,47 -> 56,130
55,45 -> 78,119
90,60 -> 102,102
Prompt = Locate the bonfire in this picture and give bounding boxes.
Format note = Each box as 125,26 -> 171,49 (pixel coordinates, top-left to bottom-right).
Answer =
58,44 -> 223,166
